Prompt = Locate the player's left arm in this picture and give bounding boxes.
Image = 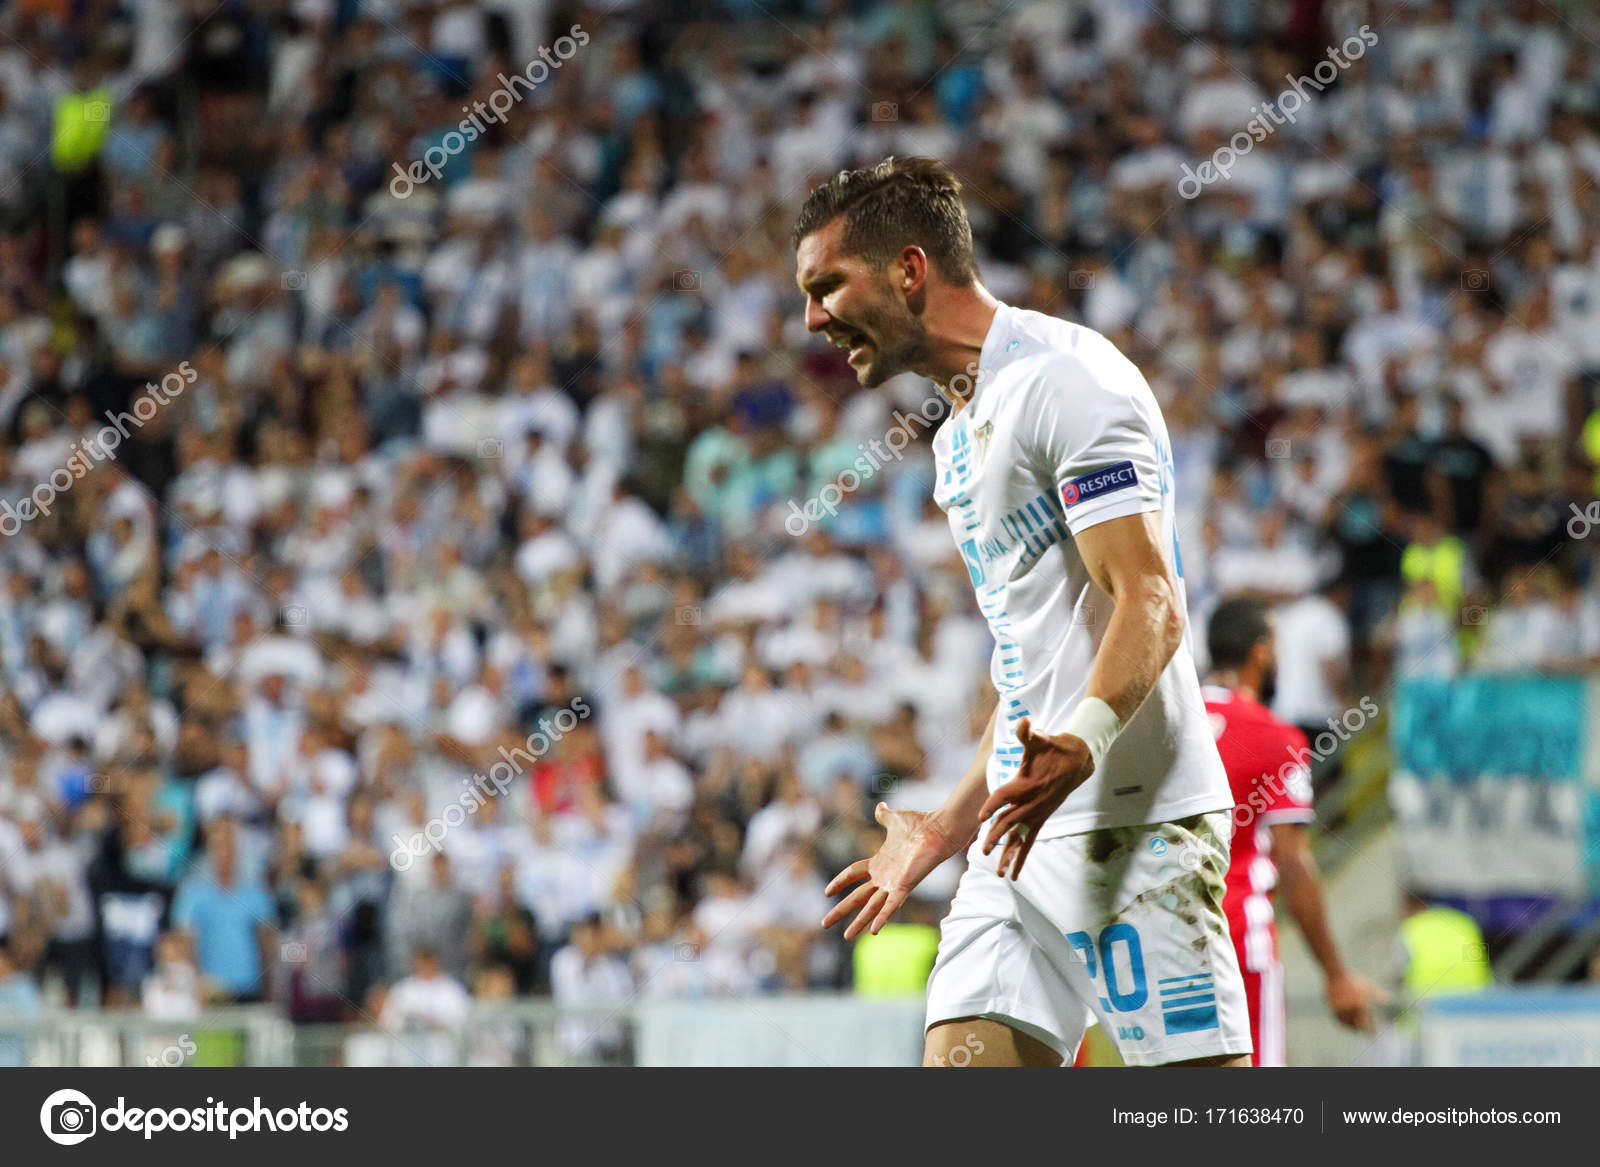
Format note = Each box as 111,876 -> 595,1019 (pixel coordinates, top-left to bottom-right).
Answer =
981,509 -> 1180,877
1072,510 -> 1184,722
1269,821 -> 1388,1031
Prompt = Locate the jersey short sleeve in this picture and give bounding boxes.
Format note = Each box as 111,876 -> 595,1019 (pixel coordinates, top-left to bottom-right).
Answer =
1017,354 -> 1164,537
1259,722 -> 1315,825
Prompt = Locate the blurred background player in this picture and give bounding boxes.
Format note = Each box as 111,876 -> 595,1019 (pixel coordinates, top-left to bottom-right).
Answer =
1203,597 -> 1387,1066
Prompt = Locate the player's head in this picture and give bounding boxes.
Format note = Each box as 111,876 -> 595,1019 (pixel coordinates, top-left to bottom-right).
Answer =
1207,596 -> 1276,704
792,157 -> 976,387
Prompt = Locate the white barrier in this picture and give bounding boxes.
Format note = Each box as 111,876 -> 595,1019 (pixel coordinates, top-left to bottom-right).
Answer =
0,996 -> 929,1067
1419,988 -> 1600,1066
22,989 -> 1600,1066
635,995 -> 925,1067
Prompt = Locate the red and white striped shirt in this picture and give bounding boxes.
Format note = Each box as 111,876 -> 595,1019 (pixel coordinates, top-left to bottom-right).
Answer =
1202,685 -> 1314,967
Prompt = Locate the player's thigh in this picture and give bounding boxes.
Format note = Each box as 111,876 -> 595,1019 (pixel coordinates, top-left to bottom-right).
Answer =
924,853 -> 1087,1064
1011,813 -> 1253,1067
924,1017 -> 1062,1067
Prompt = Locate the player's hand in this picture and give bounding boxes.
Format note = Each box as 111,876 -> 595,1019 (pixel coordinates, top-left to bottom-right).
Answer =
821,803 -> 965,941
1325,969 -> 1388,1032
977,716 -> 1095,881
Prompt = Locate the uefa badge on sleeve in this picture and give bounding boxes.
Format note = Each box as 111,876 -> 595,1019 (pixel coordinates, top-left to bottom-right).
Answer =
1060,461 -> 1138,509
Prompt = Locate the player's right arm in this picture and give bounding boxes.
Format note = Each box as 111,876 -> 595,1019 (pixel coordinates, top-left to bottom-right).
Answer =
821,703 -> 996,941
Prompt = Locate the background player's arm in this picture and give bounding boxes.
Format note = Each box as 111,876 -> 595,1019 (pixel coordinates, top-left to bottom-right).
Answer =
980,510 -> 1183,877
822,703 -> 997,940
1270,821 -> 1387,1031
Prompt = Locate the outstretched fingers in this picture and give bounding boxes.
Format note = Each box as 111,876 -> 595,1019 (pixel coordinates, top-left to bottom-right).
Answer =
1015,716 -> 1042,768
869,885 -> 907,935
824,858 -> 870,898
977,776 -> 1027,829
821,875 -> 876,929
979,785 -> 1032,853
844,887 -> 888,941
996,827 -> 1038,881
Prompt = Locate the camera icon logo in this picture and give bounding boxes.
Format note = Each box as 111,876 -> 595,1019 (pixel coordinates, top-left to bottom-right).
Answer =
40,1089 -> 97,1145
1067,270 -> 1096,290
871,101 -> 898,122
1461,269 -> 1489,291
281,270 -> 307,291
673,269 -> 701,291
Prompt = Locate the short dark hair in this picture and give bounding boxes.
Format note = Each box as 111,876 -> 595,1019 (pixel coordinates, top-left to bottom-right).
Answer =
1207,596 -> 1272,670
790,157 -> 977,285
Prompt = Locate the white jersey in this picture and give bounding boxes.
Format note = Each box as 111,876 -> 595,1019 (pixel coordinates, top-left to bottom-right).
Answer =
931,303 -> 1230,836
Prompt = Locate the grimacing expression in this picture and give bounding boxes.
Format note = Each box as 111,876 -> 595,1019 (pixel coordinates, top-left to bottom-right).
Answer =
795,220 -> 929,388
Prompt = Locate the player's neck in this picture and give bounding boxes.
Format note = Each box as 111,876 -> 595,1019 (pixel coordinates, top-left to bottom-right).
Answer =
1210,670 -> 1260,703
926,282 -> 1001,414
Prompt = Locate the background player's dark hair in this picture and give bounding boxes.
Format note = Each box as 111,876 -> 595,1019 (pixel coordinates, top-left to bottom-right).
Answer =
1207,596 -> 1272,670
790,156 -> 978,285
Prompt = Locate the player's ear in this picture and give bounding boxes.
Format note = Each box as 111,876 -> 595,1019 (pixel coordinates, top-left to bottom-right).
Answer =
895,245 -> 929,296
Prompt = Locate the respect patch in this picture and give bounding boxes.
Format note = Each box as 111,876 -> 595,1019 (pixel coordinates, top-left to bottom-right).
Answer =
1059,460 -> 1139,507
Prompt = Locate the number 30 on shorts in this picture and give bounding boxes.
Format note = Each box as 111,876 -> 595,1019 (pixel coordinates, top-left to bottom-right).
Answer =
1065,923 -> 1147,1013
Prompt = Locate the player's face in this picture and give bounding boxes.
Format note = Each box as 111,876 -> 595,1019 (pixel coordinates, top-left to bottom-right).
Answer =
796,220 -> 928,387
1256,620 -> 1278,706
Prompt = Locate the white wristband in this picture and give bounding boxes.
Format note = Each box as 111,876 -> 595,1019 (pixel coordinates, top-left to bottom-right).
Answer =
1058,697 -> 1121,774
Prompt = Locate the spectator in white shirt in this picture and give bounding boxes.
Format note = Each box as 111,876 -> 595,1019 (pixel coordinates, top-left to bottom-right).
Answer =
379,945 -> 471,1035
1272,586 -> 1353,736
550,914 -> 634,1063
1387,579 -> 1461,679
142,930 -> 207,1020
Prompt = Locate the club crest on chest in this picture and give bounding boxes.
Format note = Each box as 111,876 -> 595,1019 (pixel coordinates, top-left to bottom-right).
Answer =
974,419 -> 994,462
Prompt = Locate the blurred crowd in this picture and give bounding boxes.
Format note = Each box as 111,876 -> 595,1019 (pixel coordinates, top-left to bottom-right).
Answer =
1,0 -> 1599,1055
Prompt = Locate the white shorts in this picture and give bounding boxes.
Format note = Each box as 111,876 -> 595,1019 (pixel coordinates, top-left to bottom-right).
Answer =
925,811 -> 1252,1066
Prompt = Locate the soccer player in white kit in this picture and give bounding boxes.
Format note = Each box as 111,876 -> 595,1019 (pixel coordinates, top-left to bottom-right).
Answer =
796,158 -> 1252,1067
